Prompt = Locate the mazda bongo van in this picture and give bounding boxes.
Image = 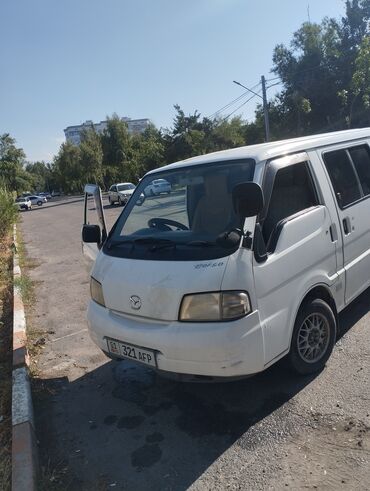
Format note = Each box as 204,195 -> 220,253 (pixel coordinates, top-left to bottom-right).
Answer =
82,128 -> 370,378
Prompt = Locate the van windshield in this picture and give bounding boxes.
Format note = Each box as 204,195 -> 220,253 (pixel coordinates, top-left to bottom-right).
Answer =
105,159 -> 255,261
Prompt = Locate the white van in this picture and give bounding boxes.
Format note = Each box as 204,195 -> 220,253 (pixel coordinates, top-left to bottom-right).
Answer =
82,128 -> 370,379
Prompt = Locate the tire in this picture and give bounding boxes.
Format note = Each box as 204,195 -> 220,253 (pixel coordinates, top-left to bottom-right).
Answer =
109,197 -> 113,205
37,201 -> 42,206
118,197 -> 122,206
288,298 -> 336,375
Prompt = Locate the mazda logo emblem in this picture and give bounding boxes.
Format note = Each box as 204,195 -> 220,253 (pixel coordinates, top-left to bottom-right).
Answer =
130,295 -> 142,310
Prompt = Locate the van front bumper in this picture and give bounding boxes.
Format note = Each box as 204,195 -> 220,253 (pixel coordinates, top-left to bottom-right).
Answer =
87,300 -> 265,377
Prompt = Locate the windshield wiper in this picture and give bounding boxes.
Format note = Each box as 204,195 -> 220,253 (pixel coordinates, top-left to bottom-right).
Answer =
107,238 -> 135,250
185,240 -> 216,247
107,236 -> 233,251
107,236 -> 177,251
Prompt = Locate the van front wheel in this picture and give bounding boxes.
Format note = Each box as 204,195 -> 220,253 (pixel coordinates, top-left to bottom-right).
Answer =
289,298 -> 336,375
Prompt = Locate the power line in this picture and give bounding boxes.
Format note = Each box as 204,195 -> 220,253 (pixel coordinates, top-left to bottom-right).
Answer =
266,82 -> 282,90
234,77 -> 270,140
266,75 -> 282,82
233,80 -> 262,99
208,81 -> 260,119
223,90 -> 262,120
209,84 -> 260,119
208,90 -> 250,119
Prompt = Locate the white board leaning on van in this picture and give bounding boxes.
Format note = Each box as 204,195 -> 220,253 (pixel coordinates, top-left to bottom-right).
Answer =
82,128 -> 370,379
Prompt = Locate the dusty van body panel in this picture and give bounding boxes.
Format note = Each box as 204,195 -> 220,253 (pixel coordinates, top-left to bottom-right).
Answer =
88,244 -> 264,377
318,138 -> 370,305
84,128 -> 370,378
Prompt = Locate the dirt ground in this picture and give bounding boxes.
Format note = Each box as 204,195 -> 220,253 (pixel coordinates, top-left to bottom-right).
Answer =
20,196 -> 369,490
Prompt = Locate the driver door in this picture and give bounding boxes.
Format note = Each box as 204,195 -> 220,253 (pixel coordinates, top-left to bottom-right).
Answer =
82,184 -> 107,263
253,154 -> 338,365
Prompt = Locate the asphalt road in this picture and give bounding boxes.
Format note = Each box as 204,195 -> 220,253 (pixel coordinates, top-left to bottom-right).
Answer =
20,196 -> 369,490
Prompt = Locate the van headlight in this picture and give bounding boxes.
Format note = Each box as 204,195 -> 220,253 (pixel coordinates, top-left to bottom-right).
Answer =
179,291 -> 251,322
90,277 -> 106,307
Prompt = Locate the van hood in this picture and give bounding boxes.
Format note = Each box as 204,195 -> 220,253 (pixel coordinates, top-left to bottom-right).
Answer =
92,254 -> 229,321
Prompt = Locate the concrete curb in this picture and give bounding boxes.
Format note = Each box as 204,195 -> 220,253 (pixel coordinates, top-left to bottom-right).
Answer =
11,225 -> 37,491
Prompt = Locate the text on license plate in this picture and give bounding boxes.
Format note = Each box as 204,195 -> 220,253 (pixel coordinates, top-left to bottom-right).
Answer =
106,338 -> 156,367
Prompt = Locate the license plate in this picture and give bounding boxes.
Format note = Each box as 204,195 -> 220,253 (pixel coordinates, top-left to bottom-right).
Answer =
106,338 -> 156,367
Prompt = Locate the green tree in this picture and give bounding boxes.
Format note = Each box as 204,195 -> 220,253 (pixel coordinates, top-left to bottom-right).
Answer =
53,142 -> 82,193
350,35 -> 370,124
25,160 -> 54,192
211,116 -> 246,151
79,129 -> 104,187
271,1 -> 370,136
0,187 -> 18,236
163,105 -> 205,163
101,115 -> 132,186
130,124 -> 165,179
0,134 -> 32,193
272,21 -> 341,135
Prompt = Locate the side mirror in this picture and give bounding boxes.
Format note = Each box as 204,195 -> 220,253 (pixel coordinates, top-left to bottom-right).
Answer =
136,193 -> 145,206
82,224 -> 101,244
232,182 -> 264,218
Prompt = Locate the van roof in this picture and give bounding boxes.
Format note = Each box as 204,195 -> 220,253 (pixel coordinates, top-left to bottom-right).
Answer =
150,128 -> 370,174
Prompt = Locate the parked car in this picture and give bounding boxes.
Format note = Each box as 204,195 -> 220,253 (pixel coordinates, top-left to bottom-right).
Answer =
82,128 -> 370,381
28,195 -> 47,206
108,182 -> 135,206
51,190 -> 61,197
15,197 -> 32,211
38,192 -> 52,200
144,178 -> 171,196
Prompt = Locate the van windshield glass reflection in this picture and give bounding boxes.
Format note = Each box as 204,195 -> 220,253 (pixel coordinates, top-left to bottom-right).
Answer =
105,159 -> 255,261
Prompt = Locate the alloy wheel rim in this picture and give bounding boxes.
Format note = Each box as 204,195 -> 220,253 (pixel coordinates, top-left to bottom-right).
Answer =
297,313 -> 330,363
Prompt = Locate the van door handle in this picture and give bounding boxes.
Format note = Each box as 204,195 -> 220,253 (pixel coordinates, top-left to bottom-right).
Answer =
342,217 -> 351,235
329,223 -> 338,242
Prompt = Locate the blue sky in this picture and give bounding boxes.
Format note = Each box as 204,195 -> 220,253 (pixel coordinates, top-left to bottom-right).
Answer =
0,0 -> 345,162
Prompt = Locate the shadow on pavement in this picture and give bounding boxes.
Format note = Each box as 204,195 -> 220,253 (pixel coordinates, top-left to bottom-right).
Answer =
103,203 -> 123,210
32,287 -> 370,490
33,358 -> 317,490
337,285 -> 370,338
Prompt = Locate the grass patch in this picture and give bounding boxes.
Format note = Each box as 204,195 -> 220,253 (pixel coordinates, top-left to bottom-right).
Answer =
0,235 -> 14,491
14,231 -> 76,490
16,235 -> 41,272
37,459 -> 74,491
14,231 -> 44,367
14,275 -> 35,307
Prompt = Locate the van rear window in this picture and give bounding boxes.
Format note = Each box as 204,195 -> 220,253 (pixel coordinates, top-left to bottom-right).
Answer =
323,144 -> 370,208
323,150 -> 362,208
348,145 -> 370,197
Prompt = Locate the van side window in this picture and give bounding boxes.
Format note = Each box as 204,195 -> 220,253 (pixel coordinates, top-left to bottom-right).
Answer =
323,149 -> 362,208
348,145 -> 370,196
262,162 -> 318,246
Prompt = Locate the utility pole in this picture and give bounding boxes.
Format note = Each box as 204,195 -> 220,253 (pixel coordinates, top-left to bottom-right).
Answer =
233,78 -> 270,142
261,75 -> 270,142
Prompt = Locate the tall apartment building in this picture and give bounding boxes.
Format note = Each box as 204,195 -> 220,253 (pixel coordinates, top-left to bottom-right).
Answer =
64,117 -> 151,145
